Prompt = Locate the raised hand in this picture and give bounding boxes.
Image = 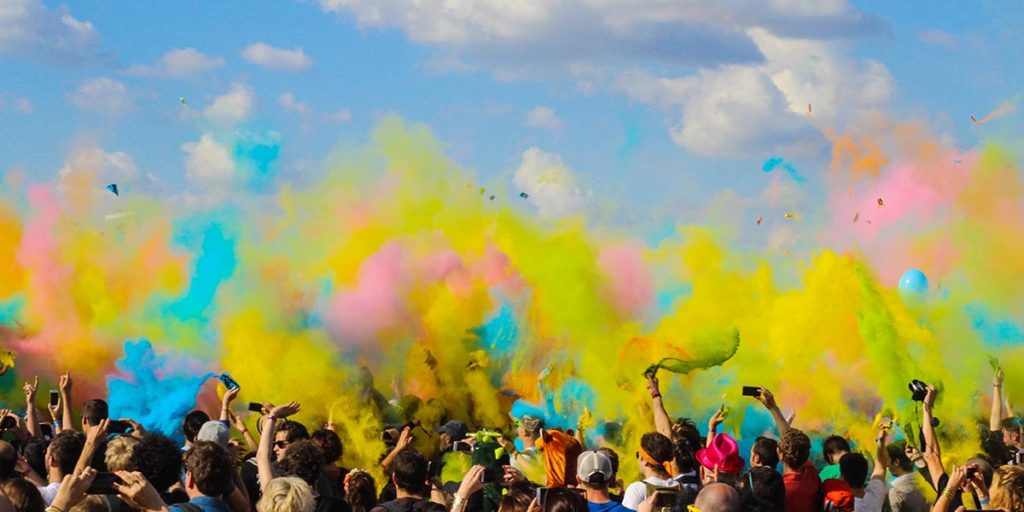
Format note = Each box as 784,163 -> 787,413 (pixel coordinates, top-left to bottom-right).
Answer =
646,375 -> 661,398
59,372 -> 72,394
223,386 -> 240,404
924,384 -> 938,409
708,407 -> 728,431
395,426 -> 414,452
23,376 -> 38,402
51,467 -> 99,512
114,471 -> 167,512
755,387 -> 778,410
457,465 -> 485,500
269,402 -> 300,419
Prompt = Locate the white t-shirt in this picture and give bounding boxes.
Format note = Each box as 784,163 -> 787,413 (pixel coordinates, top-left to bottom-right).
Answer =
855,479 -> 886,512
37,482 -> 60,505
622,477 -> 679,511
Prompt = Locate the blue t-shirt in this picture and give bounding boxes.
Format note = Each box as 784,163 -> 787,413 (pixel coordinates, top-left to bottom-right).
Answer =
169,496 -> 230,512
589,500 -> 630,512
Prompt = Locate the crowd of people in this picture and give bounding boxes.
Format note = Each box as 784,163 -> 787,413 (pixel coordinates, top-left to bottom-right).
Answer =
0,367 -> 1021,512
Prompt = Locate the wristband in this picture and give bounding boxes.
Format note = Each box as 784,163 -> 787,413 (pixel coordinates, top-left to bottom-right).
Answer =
267,415 -> 277,422
979,498 -> 990,505
651,393 -> 662,399
942,488 -> 956,500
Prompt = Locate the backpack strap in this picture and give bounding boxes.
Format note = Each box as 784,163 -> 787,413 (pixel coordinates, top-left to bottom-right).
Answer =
175,503 -> 204,512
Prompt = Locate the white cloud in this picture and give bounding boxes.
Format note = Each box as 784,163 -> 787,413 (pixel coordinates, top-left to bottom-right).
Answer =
181,134 -> 235,187
278,92 -> 350,123
0,0 -> 102,64
59,148 -> 140,185
14,97 -> 33,113
204,83 -> 255,125
524,106 -> 564,133
513,147 -> 585,218
242,43 -> 313,71
128,48 -> 225,78
71,78 -> 133,116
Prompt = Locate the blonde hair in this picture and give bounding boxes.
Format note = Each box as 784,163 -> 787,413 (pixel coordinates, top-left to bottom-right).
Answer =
990,465 -> 1024,512
70,495 -> 111,512
104,436 -> 140,472
257,477 -> 316,512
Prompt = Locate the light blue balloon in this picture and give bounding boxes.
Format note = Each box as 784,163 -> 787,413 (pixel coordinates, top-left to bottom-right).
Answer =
898,269 -> 929,295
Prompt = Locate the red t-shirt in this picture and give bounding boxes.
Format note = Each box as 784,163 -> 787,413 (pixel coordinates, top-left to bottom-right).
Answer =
783,461 -> 822,512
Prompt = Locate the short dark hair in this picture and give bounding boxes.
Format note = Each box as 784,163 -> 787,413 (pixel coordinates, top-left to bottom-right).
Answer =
0,442 -> 17,480
280,439 -> 324,486
839,453 -> 868,488
2,477 -> 45,512
823,436 -> 851,464
778,429 -> 811,469
740,467 -> 785,512
184,442 -> 232,497
886,442 -> 913,473
391,450 -> 429,496
543,487 -> 588,512
311,429 -> 343,464
673,434 -> 699,474
82,399 -> 108,426
184,411 -> 210,443
49,431 -> 85,476
499,491 -> 533,512
598,447 -> 619,476
21,438 -> 48,479
128,434 -> 183,491
753,437 -> 780,468
1001,418 -> 1021,432
278,421 -> 310,443
640,432 -> 674,467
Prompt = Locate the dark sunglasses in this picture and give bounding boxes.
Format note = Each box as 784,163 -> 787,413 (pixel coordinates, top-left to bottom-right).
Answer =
274,440 -> 289,449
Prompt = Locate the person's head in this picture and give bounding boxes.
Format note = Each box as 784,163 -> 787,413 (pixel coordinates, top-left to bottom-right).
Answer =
274,421 -> 310,462
751,437 -> 779,469
672,418 -> 703,454
70,496 -> 110,512
197,421 -> 231,449
391,450 -> 429,497
104,435 -> 140,472
183,441 -> 233,498
47,431 -> 85,478
597,447 -> 620,481
967,456 -> 996,488
183,411 -> 210,444
695,483 -> 741,512
777,429 -> 811,470
257,477 -> 316,512
436,420 -> 469,451
577,451 -> 614,491
279,440 -> 324,487
674,432 -> 700,474
0,441 -> 17,480
128,433 -> 184,492
515,416 -> 544,442
20,439 -> 48,479
822,436 -> 852,465
638,432 -> 674,476
989,465 -> 1024,512
839,453 -> 868,489
344,470 -> 377,512
2,478 -> 45,512
739,467 -> 785,512
81,400 -> 108,430
542,488 -> 588,512
884,443 -> 913,475
311,429 -> 343,465
1002,419 -> 1022,448
498,491 -> 533,512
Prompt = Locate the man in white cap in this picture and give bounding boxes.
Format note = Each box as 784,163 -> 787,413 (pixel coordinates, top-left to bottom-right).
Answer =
197,421 -> 231,448
578,450 -> 629,512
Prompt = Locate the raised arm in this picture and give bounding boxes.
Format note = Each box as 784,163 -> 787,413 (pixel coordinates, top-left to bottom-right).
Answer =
991,368 -> 1004,432
257,402 -> 300,493
59,372 -> 74,432
706,407 -> 726,448
220,386 -> 240,422
380,426 -> 414,476
647,376 -> 672,438
754,387 -> 790,434
921,385 -> 946,481
24,376 -> 41,439
74,419 -> 108,475
231,413 -> 258,453
871,427 -> 889,481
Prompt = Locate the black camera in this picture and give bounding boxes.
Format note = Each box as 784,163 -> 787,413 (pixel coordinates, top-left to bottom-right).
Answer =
909,379 -> 928,402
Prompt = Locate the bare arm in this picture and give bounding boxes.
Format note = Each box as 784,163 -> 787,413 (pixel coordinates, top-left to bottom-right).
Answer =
754,387 -> 790,434
931,465 -> 966,512
381,427 -> 414,476
258,402 -> 300,493
991,368 -> 1004,432
24,377 -> 41,439
707,408 -> 726,448
220,387 -> 240,423
59,372 -> 74,432
232,413 -> 258,454
647,376 -> 672,438
48,401 -> 62,434
922,385 -> 945,481
74,419 -> 108,475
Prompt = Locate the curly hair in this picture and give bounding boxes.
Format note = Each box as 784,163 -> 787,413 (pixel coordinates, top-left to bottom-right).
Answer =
778,429 -> 811,469
2,477 -> 45,512
310,429 -> 343,464
344,471 -> 377,512
257,477 -> 315,512
184,441 -> 233,497
279,421 -> 310,443
128,433 -> 184,492
991,465 -> 1024,512
279,439 -> 324,486
104,436 -> 140,472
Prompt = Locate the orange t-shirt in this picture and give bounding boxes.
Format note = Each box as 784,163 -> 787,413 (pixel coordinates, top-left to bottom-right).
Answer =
539,430 -> 583,487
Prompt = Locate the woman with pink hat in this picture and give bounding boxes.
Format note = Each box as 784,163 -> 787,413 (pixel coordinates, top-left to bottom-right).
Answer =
697,407 -> 745,485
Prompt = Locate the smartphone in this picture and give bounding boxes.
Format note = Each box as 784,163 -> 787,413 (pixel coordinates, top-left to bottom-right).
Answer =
107,420 -> 131,434
219,373 -> 240,390
536,487 -> 548,508
40,423 -> 54,440
480,467 -> 502,484
653,491 -> 679,508
453,440 -> 472,453
248,402 -> 264,413
427,461 -> 441,479
741,386 -> 761,397
49,390 -> 59,407
86,472 -> 123,495
0,416 -> 15,430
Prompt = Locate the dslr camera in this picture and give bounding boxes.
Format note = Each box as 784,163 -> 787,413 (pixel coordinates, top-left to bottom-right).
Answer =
908,379 -> 928,402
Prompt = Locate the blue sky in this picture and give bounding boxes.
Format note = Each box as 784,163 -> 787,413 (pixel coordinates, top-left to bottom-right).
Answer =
0,0 -> 1021,221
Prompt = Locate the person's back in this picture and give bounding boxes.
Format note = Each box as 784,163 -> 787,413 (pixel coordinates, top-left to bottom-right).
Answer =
884,445 -> 927,512
739,467 -> 785,512
171,441 -> 233,512
838,453 -> 882,512
778,429 -> 820,512
576,451 -> 628,512
370,451 -> 444,512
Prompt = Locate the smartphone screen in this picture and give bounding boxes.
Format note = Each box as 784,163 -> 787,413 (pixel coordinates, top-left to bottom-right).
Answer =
536,487 -> 548,507
653,491 -> 679,508
107,420 -> 130,434
87,472 -> 123,495
49,390 -> 59,407
480,467 -> 502,484
219,373 -> 240,390
741,386 -> 760,397
248,402 -> 263,413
